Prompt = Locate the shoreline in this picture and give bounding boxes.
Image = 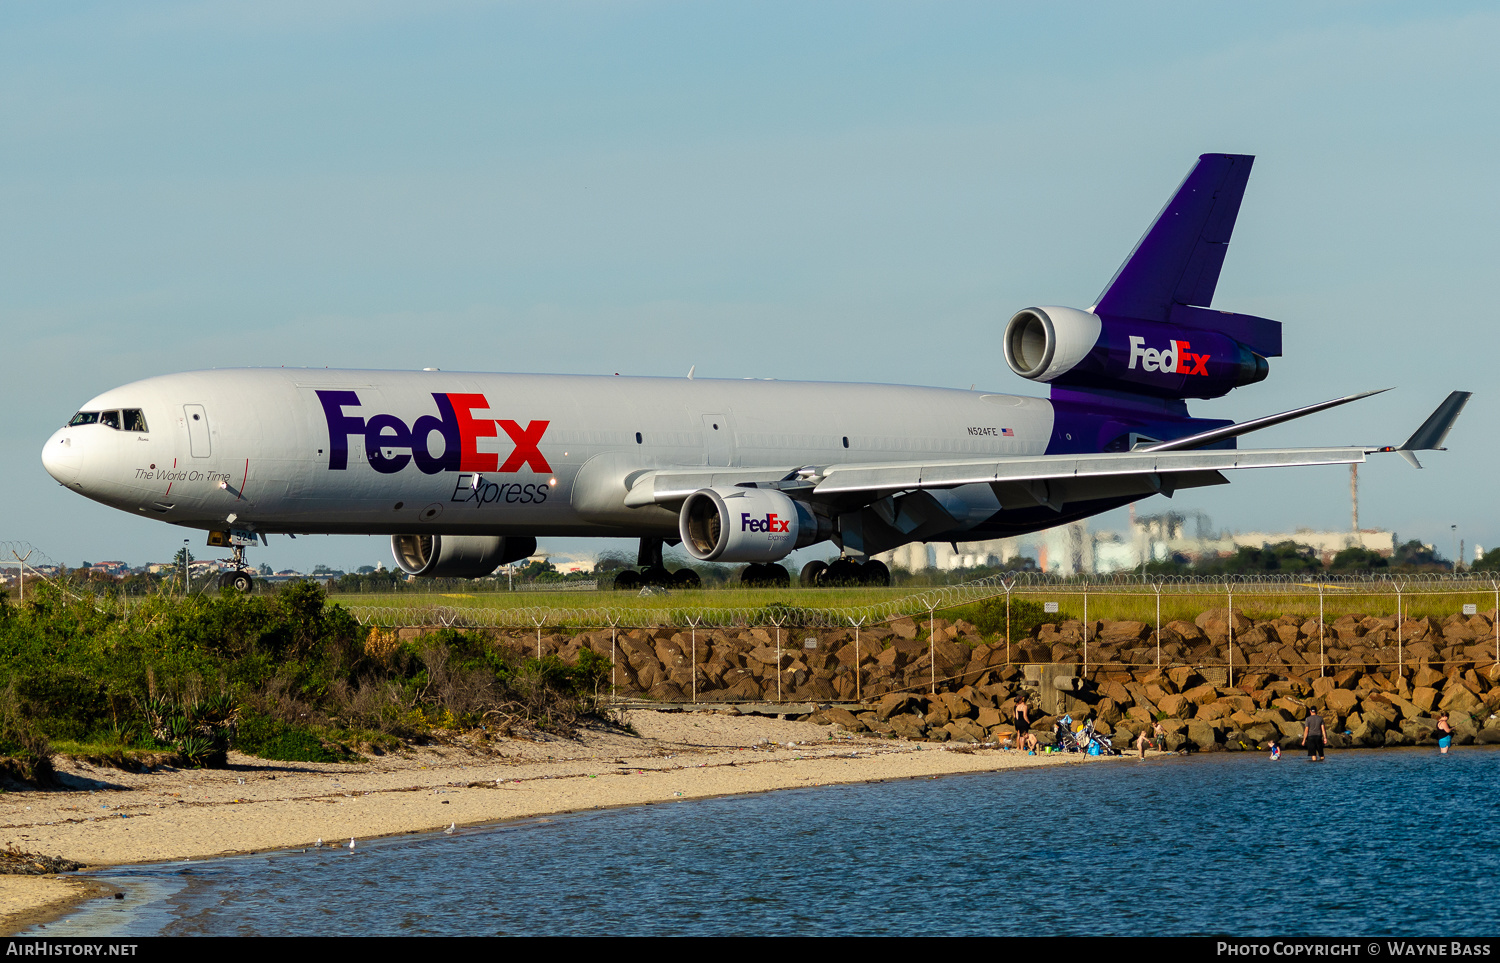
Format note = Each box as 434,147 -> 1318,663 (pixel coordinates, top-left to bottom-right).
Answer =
0,709 -> 1113,934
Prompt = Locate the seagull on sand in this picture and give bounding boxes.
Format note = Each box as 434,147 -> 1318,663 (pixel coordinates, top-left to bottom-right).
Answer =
444,823 -> 455,834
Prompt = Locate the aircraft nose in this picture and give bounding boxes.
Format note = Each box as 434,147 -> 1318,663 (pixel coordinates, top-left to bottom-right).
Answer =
42,428 -> 82,486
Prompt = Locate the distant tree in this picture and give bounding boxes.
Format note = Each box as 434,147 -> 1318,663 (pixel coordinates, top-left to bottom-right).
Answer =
1197,541 -> 1323,576
1142,553 -> 1192,576
518,559 -> 557,581
257,563 -> 272,576
1328,546 -> 1389,573
1472,547 -> 1500,572
1391,539 -> 1450,572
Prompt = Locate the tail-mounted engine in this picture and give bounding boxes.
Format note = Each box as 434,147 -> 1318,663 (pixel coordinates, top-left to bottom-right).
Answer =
391,534 -> 537,578
679,487 -> 831,563
1004,305 -> 1273,401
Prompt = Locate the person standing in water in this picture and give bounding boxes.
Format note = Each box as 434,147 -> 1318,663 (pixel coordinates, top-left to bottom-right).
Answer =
1302,707 -> 1327,762
1437,712 -> 1453,755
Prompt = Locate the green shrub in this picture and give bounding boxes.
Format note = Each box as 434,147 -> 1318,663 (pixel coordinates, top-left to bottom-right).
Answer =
969,596 -> 1057,639
235,711 -> 347,763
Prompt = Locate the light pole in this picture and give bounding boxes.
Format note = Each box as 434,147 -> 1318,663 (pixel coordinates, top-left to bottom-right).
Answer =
1452,525 -> 1460,573
181,539 -> 190,595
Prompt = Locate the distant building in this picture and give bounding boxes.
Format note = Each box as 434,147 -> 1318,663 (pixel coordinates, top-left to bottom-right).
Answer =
875,538 -> 1023,573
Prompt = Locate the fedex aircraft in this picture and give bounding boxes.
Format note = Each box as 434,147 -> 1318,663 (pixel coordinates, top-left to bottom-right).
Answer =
41,154 -> 1469,591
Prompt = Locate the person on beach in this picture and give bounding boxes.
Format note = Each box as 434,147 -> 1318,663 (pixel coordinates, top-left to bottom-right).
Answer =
1302,707 -> 1327,762
1014,696 -> 1032,747
1135,728 -> 1151,759
1019,731 -> 1039,754
1437,712 -> 1453,755
1152,720 -> 1166,752
1269,742 -> 1281,761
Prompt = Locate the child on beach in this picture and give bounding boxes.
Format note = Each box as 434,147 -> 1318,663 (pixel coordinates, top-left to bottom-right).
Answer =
1269,742 -> 1280,760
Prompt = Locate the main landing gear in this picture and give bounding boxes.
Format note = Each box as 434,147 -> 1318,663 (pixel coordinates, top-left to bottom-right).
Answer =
215,544 -> 257,594
739,563 -> 791,588
799,557 -> 891,587
611,537 -> 703,591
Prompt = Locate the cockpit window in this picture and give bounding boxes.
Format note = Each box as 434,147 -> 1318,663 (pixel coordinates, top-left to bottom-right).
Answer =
67,409 -> 148,431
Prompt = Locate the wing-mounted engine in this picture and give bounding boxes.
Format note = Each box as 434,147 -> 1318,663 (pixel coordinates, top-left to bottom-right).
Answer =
1004,305 -> 1270,400
679,487 -> 832,563
391,534 -> 537,578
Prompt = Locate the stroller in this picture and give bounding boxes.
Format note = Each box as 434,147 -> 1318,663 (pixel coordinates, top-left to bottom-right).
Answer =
1053,715 -> 1118,756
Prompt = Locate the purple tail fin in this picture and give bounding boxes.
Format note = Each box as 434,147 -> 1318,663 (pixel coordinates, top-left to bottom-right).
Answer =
1096,155 -> 1254,317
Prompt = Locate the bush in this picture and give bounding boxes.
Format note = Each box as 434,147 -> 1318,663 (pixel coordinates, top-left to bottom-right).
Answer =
969,596 -> 1055,639
235,711 -> 348,763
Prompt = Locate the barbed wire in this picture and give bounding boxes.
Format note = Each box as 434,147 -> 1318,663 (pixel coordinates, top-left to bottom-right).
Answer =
0,540 -> 60,571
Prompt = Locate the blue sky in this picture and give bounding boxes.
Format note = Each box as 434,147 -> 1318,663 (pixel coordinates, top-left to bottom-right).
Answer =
4,1 -> 1495,571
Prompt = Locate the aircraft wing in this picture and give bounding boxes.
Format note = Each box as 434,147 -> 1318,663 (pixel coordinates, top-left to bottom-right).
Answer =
809,446 -> 1365,496
623,390 -> 1469,513
623,446 -> 1366,511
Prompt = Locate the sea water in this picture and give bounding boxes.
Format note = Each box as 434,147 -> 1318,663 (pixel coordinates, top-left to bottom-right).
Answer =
33,748 -> 1498,937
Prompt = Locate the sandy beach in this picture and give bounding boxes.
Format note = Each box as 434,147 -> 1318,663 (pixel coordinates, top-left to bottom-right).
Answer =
0,708 -> 1111,934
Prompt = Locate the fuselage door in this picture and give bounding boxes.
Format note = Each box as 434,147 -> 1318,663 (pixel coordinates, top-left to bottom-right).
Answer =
183,404 -> 211,458
701,413 -> 734,467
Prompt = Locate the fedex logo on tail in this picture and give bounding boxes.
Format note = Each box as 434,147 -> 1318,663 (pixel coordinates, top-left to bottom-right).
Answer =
741,512 -> 791,535
317,390 -> 550,476
1128,336 -> 1210,376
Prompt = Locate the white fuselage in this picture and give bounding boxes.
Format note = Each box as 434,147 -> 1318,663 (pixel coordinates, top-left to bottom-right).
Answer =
42,368 -> 1055,540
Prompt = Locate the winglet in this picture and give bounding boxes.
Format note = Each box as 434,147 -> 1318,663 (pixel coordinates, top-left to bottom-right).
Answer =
1394,391 -> 1472,469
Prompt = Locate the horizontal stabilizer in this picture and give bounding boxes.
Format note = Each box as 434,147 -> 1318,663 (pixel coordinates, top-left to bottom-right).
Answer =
1096,153 -> 1253,323
1142,389 -> 1388,453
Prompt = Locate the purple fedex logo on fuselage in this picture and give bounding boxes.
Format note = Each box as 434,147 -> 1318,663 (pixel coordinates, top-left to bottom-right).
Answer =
1127,336 -> 1211,376
316,390 -> 551,475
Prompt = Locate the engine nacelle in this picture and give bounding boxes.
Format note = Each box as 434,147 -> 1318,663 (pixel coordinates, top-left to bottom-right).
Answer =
1004,305 -> 1268,400
679,487 -> 828,563
390,534 -> 537,578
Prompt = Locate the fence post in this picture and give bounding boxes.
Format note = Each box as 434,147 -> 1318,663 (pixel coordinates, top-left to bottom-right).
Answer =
688,615 -> 702,704
532,615 -> 545,659
1005,581 -> 1013,667
607,615 -> 619,705
849,616 -> 866,701
928,605 -> 936,694
1083,587 -> 1089,676
773,616 -> 785,703
1396,582 -> 1405,677
1227,584 -> 1234,688
1318,583 -> 1325,674
1153,582 -> 1162,668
